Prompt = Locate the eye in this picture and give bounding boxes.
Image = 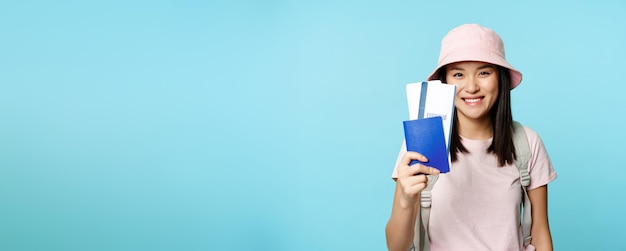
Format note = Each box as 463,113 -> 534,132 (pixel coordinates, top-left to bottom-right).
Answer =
479,71 -> 491,76
452,72 -> 463,78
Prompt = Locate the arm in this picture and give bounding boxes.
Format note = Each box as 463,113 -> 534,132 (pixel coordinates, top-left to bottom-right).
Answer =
385,152 -> 440,251
386,182 -> 420,251
528,185 -> 553,251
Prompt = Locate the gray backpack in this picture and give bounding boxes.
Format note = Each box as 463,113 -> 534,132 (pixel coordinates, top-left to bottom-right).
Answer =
411,121 -> 532,251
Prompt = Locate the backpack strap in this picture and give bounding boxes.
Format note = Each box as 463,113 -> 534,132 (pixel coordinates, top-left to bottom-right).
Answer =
512,121 -> 533,247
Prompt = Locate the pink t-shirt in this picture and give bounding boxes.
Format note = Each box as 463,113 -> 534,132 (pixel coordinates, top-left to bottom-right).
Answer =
391,126 -> 557,251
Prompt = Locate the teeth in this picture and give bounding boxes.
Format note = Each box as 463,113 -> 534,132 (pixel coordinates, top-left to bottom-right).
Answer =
465,98 -> 481,103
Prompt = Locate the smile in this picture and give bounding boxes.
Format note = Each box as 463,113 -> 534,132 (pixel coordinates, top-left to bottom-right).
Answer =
462,97 -> 484,104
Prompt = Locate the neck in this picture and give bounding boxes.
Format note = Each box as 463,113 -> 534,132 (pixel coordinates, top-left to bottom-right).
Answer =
457,116 -> 493,140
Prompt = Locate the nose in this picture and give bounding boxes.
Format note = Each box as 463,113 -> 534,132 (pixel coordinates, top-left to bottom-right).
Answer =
465,76 -> 479,93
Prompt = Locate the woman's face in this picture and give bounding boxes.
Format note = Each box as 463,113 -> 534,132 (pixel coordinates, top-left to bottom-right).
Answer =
445,61 -> 499,124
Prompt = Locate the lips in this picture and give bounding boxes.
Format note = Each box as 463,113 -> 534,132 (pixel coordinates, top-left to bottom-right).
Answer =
462,97 -> 484,105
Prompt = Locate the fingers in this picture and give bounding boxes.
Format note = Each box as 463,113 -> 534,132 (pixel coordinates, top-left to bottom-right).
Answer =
403,175 -> 429,191
395,151 -> 441,206
397,174 -> 429,205
409,163 -> 440,176
401,151 -> 428,165
398,152 -> 440,177
401,164 -> 439,177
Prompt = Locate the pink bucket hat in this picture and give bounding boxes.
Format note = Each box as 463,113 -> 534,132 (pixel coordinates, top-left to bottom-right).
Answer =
427,24 -> 523,89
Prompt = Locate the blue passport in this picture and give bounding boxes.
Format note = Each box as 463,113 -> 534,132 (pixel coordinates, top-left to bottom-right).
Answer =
403,116 -> 450,173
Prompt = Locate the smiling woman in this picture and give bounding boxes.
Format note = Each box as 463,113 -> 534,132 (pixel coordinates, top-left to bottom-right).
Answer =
386,24 -> 557,251
437,62 -> 515,165
443,62 -> 500,138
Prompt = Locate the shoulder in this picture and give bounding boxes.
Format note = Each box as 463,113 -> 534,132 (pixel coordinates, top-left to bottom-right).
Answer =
515,122 -> 557,188
522,125 -> 540,141
515,121 -> 543,146
515,121 -> 551,162
514,121 -> 551,157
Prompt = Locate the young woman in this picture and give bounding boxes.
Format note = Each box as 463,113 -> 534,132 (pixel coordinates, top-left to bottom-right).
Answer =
386,24 -> 557,251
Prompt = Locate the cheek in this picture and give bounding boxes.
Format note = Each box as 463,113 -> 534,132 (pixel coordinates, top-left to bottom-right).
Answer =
446,81 -> 462,90
487,85 -> 499,104
482,79 -> 499,93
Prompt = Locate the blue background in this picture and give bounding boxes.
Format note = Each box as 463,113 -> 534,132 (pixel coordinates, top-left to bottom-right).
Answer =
1,1 -> 624,250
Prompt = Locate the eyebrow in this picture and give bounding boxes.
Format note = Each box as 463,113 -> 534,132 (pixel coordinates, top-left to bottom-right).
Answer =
449,64 -> 495,71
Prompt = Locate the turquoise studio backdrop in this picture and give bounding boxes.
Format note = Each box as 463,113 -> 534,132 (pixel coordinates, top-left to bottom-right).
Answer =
1,0 -> 624,250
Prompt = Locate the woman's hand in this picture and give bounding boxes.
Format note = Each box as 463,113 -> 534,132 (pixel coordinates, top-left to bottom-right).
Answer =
386,151 -> 441,251
395,151 -> 440,208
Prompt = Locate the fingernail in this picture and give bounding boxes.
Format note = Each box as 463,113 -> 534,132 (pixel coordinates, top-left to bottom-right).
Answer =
433,168 -> 440,174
